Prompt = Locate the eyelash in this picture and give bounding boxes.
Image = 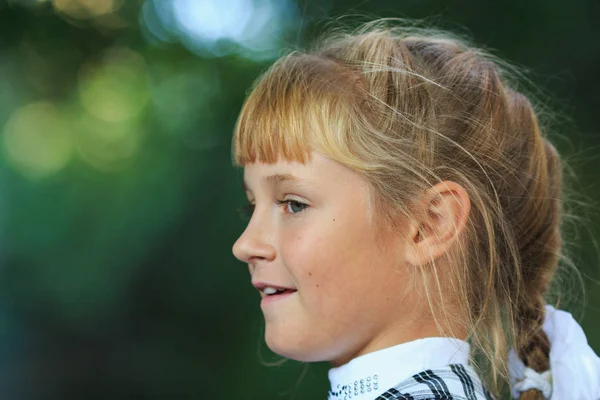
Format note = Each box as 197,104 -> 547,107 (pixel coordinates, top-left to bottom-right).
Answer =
237,199 -> 308,220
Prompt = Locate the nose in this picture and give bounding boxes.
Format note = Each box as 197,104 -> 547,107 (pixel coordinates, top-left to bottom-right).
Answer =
232,217 -> 276,265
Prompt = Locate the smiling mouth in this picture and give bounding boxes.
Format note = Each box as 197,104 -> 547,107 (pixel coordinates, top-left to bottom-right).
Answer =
261,289 -> 297,306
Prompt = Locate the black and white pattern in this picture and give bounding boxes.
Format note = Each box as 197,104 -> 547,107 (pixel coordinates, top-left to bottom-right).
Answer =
374,364 -> 495,400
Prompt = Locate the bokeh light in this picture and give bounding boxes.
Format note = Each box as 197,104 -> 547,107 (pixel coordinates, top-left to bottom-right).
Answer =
78,47 -> 149,122
140,0 -> 299,59
2,102 -> 73,179
74,113 -> 143,172
52,0 -> 123,20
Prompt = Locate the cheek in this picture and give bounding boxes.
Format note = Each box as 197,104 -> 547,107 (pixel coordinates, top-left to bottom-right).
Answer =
280,216 -> 355,272
279,223 -> 337,283
280,215 -> 376,305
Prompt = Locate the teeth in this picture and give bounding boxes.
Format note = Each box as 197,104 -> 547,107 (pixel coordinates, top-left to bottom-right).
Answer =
263,287 -> 284,295
263,287 -> 278,295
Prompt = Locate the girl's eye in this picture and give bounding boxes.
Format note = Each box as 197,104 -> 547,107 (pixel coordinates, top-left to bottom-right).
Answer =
236,199 -> 308,221
276,199 -> 308,214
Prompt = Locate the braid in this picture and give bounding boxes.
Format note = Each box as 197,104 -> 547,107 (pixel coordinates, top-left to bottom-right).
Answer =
509,88 -> 563,398
516,301 -> 551,400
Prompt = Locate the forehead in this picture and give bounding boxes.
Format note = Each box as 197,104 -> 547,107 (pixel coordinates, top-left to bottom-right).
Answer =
244,158 -> 308,177
242,154 -> 321,190
242,151 -> 364,191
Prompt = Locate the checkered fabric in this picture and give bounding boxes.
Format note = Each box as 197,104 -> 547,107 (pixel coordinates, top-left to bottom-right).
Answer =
373,364 -> 495,400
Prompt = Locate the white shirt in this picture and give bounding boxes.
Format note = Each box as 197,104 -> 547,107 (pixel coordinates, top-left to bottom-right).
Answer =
327,337 -> 472,400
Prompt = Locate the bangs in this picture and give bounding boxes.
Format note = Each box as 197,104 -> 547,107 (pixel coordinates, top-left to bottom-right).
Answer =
232,53 -> 364,166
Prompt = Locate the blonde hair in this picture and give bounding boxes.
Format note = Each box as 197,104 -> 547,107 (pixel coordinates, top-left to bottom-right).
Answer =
232,19 -> 571,399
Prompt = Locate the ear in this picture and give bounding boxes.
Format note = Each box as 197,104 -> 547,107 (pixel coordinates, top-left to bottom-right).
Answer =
405,181 -> 471,266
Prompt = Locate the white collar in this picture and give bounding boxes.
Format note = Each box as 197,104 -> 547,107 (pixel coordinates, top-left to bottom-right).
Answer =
327,337 -> 471,400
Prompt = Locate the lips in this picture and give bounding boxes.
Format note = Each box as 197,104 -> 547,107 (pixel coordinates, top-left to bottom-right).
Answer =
251,281 -> 297,297
252,281 -> 296,291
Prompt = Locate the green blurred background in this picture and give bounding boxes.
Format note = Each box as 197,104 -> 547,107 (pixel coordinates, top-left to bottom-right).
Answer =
0,0 -> 598,399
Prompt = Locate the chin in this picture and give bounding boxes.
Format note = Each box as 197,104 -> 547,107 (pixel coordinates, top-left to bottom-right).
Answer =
264,327 -> 327,363
265,327 -> 346,363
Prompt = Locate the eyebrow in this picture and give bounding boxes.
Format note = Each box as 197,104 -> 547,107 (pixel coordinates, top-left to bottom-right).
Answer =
243,173 -> 304,192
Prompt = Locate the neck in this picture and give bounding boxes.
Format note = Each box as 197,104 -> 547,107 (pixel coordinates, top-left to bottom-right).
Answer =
330,316 -> 467,367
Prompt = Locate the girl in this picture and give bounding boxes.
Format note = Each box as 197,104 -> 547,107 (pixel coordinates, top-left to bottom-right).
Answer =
231,20 -> 600,399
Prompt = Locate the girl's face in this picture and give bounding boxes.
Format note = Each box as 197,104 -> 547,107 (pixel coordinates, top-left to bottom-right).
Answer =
232,151 -> 420,366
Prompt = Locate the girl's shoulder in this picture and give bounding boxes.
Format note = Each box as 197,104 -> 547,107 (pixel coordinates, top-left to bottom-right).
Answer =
374,364 -> 495,400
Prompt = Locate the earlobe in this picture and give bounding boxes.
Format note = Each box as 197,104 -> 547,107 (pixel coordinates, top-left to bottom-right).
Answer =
405,181 -> 471,266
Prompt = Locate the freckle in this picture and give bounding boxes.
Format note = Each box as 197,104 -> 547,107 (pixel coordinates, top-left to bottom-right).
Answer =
316,284 -> 319,288
308,272 -> 312,276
